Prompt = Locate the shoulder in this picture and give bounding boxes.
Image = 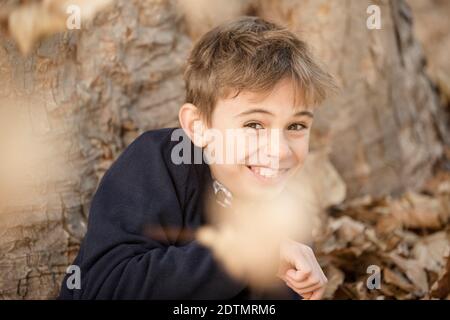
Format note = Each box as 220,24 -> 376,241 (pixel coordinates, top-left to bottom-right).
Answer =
119,127 -> 195,163
98,127 -> 209,195
96,128 -> 178,189
110,127 -> 177,169
121,127 -> 176,159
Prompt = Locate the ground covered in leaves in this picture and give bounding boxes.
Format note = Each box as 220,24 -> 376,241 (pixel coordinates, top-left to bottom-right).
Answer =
317,149 -> 450,300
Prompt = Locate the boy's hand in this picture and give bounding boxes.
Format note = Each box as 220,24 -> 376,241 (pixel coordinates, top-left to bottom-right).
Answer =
277,239 -> 328,300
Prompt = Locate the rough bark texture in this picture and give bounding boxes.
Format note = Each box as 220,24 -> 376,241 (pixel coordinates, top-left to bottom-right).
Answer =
407,0 -> 450,85
257,0 -> 447,198
0,0 -> 189,299
0,0 -> 446,299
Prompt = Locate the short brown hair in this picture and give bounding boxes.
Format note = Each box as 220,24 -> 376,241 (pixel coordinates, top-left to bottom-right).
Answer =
184,16 -> 336,124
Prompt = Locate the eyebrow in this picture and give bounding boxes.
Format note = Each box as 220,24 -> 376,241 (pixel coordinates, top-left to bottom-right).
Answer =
235,108 -> 314,118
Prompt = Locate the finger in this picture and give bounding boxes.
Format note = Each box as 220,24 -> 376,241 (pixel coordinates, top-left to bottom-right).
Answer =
309,288 -> 325,300
310,257 -> 328,284
284,279 -> 296,292
285,280 -> 311,299
286,277 -> 322,291
281,243 -> 312,272
286,267 -> 311,283
302,247 -> 328,285
300,250 -> 328,293
319,267 -> 328,284
287,280 -> 323,292
300,292 -> 313,300
292,253 -> 313,279
284,278 -> 322,298
293,283 -> 323,295
286,273 -> 320,289
285,277 -> 322,292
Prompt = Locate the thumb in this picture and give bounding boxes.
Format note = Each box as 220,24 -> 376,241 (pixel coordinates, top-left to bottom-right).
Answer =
286,269 -> 298,279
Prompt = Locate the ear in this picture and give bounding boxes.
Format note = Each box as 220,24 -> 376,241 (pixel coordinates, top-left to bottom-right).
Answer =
178,103 -> 207,148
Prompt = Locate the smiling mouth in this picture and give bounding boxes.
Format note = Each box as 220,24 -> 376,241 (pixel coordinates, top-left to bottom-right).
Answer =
246,165 -> 290,180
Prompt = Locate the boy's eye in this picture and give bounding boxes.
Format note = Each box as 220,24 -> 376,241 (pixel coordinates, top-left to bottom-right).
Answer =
287,123 -> 308,131
244,122 -> 264,130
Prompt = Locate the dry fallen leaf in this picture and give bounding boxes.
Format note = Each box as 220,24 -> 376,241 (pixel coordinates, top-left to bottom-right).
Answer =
413,231 -> 450,274
6,0 -> 113,54
430,250 -> 450,299
383,267 -> 415,293
316,161 -> 450,300
322,264 -> 345,299
385,192 -> 449,230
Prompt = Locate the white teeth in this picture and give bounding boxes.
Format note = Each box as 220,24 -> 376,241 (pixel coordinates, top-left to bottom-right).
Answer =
250,166 -> 283,178
259,167 -> 278,178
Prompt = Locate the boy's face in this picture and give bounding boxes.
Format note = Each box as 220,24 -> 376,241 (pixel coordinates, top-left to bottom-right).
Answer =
205,78 -> 313,199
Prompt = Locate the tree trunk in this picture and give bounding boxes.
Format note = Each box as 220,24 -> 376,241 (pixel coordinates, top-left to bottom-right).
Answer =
257,0 -> 447,198
0,0 -> 446,299
0,0 -> 189,299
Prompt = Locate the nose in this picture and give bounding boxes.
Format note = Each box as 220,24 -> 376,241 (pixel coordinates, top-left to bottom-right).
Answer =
261,129 -> 292,168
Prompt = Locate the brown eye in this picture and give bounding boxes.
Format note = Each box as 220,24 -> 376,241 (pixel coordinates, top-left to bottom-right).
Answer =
288,123 -> 307,131
244,122 -> 264,130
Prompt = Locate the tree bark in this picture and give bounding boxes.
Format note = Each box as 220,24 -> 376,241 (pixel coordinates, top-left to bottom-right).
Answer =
257,0 -> 447,198
0,0 -> 188,299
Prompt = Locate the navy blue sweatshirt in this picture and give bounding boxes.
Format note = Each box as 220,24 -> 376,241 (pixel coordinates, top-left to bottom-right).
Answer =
58,128 -> 298,300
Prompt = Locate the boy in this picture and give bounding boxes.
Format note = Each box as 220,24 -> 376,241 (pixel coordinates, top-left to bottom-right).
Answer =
59,16 -> 335,300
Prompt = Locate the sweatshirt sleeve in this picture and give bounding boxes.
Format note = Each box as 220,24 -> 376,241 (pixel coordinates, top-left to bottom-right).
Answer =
60,130 -> 246,299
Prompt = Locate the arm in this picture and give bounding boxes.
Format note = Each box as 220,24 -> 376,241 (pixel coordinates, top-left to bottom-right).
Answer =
63,130 -> 246,299
81,239 -> 246,299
